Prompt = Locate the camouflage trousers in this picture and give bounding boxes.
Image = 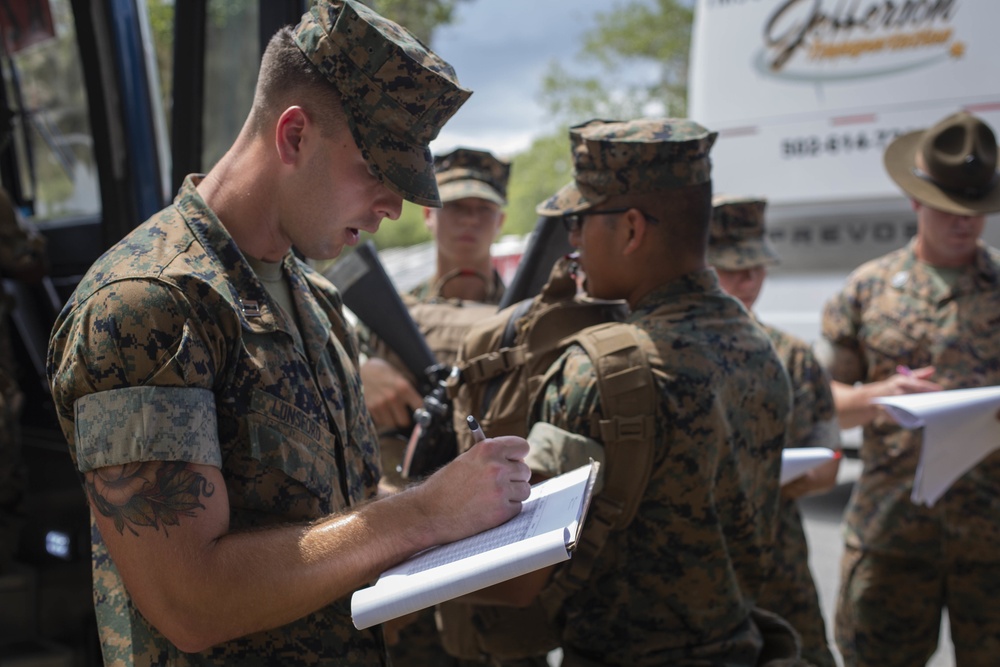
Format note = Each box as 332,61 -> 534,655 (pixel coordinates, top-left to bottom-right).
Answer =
757,500 -> 836,667
835,544 -> 1000,667
560,609 -> 810,667
385,607 -> 550,667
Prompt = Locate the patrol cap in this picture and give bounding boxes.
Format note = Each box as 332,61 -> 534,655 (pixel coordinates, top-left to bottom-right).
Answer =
536,118 -> 718,216
292,1 -> 472,207
707,195 -> 780,270
435,148 -> 511,206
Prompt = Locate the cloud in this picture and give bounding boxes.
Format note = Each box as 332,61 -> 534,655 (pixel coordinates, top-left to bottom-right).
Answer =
430,0 -> 609,156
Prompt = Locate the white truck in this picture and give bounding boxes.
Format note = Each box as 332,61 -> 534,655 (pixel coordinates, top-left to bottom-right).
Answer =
688,0 -> 1000,343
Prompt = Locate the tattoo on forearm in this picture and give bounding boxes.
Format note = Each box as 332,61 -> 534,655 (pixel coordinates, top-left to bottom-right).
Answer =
85,461 -> 215,536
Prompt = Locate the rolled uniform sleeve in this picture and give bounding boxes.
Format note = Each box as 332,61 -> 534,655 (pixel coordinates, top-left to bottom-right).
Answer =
820,284 -> 866,385
48,277 -> 226,471
526,421 -> 605,493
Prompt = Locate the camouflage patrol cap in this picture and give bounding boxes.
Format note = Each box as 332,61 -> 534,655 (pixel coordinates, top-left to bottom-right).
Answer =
707,195 -> 780,270
536,118 -> 718,216
435,148 -> 511,206
292,1 -> 472,207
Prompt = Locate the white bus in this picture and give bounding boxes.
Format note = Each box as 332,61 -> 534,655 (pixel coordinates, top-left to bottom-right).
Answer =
689,0 -> 1000,342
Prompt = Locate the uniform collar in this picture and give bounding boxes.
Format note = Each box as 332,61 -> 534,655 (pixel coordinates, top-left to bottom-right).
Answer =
174,175 -> 297,334
629,268 -> 721,319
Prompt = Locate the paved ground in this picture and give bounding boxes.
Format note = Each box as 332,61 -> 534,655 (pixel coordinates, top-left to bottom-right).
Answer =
801,457 -> 953,667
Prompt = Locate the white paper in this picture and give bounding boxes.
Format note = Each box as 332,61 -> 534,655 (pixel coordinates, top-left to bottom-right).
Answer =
780,447 -> 836,485
874,386 -> 1000,506
351,462 -> 598,630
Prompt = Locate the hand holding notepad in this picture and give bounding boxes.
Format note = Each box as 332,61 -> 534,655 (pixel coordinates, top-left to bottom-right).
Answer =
874,385 -> 1000,506
780,447 -> 838,485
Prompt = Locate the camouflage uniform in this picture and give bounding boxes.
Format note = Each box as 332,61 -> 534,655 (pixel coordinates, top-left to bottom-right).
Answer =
758,323 -> 838,667
823,239 -> 1000,667
709,195 -> 838,667
47,177 -> 384,666
528,119 -> 793,666
46,2 -> 472,665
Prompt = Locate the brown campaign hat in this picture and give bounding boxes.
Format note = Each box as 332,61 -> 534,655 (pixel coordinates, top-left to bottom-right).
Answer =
435,148 -> 511,206
707,195 -> 780,271
883,111 -> 1000,216
293,1 -> 472,207
536,118 -> 717,216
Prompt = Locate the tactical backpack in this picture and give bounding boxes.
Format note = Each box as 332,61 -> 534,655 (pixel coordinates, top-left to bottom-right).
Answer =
437,256 -> 659,661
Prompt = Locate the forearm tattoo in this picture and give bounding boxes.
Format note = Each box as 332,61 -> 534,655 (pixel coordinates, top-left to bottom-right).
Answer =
84,461 -> 215,536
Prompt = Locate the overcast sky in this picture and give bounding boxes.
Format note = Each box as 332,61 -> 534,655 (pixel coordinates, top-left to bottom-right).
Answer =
428,0 -> 612,158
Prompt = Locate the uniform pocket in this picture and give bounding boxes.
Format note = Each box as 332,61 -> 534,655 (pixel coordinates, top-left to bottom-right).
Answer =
246,389 -> 341,506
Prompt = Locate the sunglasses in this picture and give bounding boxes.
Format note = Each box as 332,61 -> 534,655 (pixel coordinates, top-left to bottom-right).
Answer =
561,207 -> 659,232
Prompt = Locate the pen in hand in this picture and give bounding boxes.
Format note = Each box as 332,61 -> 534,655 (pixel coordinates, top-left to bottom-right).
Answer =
896,365 -> 914,377
467,415 -> 486,443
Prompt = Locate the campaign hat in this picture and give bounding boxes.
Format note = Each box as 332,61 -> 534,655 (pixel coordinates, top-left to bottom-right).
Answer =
884,111 -> 1000,216
293,1 -> 472,207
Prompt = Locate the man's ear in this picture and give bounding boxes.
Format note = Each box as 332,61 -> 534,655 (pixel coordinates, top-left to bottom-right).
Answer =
424,206 -> 437,233
275,106 -> 308,165
622,208 -> 648,256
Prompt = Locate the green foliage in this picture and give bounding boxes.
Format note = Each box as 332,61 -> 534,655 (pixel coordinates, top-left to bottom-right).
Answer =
539,0 -> 693,123
503,131 -> 573,236
147,0 -> 175,134
361,0 -> 471,44
364,200 -> 431,250
363,131 -> 573,250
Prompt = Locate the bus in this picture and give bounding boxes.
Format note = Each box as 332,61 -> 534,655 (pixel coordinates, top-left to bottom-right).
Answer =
688,0 -> 1000,343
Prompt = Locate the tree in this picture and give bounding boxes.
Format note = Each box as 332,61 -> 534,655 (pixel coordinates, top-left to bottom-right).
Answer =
365,0 -> 471,45
503,131 -> 573,237
539,0 -> 693,122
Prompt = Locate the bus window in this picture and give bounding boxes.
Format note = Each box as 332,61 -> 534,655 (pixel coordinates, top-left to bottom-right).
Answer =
202,1 -> 259,169
5,0 -> 99,222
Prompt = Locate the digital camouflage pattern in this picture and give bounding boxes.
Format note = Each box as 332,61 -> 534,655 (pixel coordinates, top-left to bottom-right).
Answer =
756,323 -> 838,667
47,176 -> 385,666
292,1 -> 471,208
435,147 -> 511,206
822,239 -> 1000,666
531,270 -> 791,665
707,196 -> 781,271
536,118 -> 717,216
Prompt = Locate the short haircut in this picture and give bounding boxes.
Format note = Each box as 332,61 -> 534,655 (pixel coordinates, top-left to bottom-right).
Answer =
606,181 -> 713,256
248,27 -> 347,137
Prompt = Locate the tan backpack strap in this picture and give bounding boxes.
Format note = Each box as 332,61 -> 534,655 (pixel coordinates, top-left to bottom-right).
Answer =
427,267 -> 492,299
458,345 -> 528,385
574,323 -> 656,529
540,322 -> 656,599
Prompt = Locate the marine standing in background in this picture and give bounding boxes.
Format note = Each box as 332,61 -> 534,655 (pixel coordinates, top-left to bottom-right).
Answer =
45,3 -> 531,665
470,118 -> 797,666
359,147 -> 510,489
708,194 -> 841,667
819,110 -> 1000,667
357,148 -> 517,666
